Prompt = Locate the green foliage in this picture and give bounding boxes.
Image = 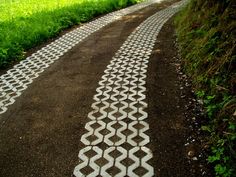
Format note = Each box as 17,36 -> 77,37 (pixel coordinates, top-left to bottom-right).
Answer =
0,0 -> 141,68
175,0 -> 236,176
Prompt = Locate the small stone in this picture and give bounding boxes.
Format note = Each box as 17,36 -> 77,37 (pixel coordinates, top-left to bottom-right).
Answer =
192,157 -> 198,161
188,151 -> 195,157
233,110 -> 236,116
197,99 -> 203,105
184,143 -> 189,146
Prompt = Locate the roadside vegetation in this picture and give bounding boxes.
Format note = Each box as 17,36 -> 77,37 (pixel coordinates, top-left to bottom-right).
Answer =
175,0 -> 235,176
0,0 -> 141,68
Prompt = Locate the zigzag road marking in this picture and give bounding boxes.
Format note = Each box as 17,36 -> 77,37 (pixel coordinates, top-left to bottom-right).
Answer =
73,1 -> 188,176
0,0 -> 163,115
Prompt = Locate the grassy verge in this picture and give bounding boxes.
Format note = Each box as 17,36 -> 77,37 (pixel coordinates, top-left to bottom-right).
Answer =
175,0 -> 236,176
0,0 -> 141,68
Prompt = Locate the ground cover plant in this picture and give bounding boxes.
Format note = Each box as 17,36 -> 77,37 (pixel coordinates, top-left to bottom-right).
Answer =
175,0 -> 236,176
0,0 -> 141,68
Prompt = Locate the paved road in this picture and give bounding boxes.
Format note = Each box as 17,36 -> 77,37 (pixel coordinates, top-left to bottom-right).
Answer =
0,0 -> 202,177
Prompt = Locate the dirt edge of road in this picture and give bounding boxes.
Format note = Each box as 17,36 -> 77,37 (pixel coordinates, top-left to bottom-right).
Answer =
147,17 -> 212,177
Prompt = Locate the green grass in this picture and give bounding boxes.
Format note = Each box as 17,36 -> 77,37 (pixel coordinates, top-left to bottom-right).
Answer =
175,0 -> 236,176
0,0 -> 141,68
0,0 -> 85,22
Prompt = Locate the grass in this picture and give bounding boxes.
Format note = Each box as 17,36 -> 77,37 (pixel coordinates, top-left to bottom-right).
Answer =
0,0 -> 142,68
175,0 -> 236,176
0,0 -> 84,22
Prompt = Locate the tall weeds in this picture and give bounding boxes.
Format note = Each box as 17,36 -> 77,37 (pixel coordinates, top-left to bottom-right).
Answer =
175,0 -> 236,176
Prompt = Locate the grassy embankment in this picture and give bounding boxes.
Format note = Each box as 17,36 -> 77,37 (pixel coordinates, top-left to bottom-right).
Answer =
175,0 -> 235,176
0,0 -> 141,68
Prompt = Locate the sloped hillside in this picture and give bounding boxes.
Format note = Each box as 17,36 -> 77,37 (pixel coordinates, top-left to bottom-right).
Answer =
175,0 -> 236,176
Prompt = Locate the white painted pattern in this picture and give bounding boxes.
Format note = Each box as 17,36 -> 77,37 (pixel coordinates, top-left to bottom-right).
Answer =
74,1 -> 188,176
0,0 -> 164,115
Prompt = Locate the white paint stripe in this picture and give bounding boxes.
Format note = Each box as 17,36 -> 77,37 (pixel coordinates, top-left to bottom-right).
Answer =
74,1 -> 188,176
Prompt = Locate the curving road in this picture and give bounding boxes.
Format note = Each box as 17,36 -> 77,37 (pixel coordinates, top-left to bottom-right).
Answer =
0,1 -> 204,177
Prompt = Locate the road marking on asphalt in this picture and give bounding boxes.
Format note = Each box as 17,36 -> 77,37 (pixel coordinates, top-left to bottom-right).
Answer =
73,1 -> 188,176
0,0 -> 164,115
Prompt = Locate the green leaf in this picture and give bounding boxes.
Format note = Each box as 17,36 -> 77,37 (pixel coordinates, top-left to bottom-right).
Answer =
201,125 -> 211,132
215,164 -> 227,175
